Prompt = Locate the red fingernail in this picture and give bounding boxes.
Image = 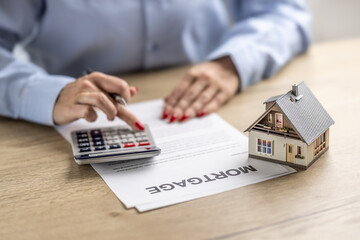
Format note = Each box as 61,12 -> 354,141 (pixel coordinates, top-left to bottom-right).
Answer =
169,113 -> 178,123
179,114 -> 188,122
198,111 -> 206,117
161,110 -> 168,119
135,121 -> 145,131
135,87 -> 139,91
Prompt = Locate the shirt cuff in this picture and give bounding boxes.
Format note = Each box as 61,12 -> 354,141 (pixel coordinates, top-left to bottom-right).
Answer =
20,74 -> 74,125
207,38 -> 265,92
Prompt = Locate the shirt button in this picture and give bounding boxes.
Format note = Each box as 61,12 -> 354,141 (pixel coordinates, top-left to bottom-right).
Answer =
150,43 -> 159,52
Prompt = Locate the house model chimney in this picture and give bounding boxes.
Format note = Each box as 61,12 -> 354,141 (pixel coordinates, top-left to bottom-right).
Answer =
292,83 -> 298,96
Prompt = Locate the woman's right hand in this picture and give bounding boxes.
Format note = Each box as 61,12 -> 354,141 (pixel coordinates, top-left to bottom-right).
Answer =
53,71 -> 144,130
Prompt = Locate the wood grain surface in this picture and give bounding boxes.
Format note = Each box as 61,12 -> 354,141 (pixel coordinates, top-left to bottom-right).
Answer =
1,38 -> 359,240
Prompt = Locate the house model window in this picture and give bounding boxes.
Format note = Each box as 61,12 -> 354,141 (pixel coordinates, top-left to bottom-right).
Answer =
315,132 -> 326,156
297,146 -> 302,156
257,139 -> 273,155
275,113 -> 283,128
268,113 -> 273,123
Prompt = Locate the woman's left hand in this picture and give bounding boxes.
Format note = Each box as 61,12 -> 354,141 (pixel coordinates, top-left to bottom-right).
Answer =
162,56 -> 240,122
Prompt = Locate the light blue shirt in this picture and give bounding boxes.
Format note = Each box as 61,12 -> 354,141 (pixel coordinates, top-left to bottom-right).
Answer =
0,0 -> 311,125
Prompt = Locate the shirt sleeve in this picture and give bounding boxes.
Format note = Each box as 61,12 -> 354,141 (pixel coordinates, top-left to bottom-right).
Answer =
207,0 -> 312,91
0,1 -> 74,125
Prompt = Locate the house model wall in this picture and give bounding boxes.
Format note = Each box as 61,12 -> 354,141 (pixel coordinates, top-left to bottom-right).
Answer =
245,82 -> 334,169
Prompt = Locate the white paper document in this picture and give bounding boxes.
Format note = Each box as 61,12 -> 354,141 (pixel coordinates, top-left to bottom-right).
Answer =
56,99 -> 295,212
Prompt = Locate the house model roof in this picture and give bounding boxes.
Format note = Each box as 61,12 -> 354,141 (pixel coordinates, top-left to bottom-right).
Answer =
263,94 -> 283,104
246,82 -> 335,145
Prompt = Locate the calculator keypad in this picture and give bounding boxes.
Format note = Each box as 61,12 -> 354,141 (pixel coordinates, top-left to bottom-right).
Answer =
71,125 -> 160,164
74,127 -> 154,153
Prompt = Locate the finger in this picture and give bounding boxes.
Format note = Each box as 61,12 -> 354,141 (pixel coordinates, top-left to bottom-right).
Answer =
77,79 -> 99,91
87,72 -> 132,103
162,79 -> 189,120
76,91 -> 117,121
200,92 -> 229,117
70,105 -> 98,123
162,72 -> 198,120
165,74 -> 193,107
82,106 -> 98,122
168,107 -> 183,123
180,85 -> 219,122
53,104 -> 96,124
173,78 -> 208,112
168,78 -> 209,123
161,103 -> 172,119
129,86 -> 138,97
116,104 -> 145,131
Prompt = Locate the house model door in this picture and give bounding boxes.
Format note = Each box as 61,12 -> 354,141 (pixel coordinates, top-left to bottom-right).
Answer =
286,144 -> 294,163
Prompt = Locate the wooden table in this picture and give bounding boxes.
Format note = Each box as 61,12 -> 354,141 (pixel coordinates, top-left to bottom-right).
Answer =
1,38 -> 359,240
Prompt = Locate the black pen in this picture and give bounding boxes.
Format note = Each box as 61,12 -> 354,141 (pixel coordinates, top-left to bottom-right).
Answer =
82,68 -> 127,106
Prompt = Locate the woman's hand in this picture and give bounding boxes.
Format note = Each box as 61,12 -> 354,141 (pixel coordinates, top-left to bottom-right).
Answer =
162,56 -> 240,122
53,72 -> 145,130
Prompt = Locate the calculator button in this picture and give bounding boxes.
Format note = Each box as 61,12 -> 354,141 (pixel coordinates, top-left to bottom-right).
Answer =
119,129 -> 130,133
92,136 -> 103,141
77,133 -> 88,139
79,147 -> 91,152
77,138 -> 89,143
136,138 -> 149,142
78,142 -> 90,148
93,141 -> 105,146
138,142 -> 150,146
94,146 -> 106,151
109,144 -> 121,149
124,143 -> 136,148
76,131 -> 87,135
91,130 -> 102,137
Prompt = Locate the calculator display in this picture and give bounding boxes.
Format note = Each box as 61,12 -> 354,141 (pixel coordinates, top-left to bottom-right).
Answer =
70,125 -> 160,164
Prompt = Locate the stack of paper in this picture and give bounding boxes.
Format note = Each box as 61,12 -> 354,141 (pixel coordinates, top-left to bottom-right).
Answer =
57,99 -> 295,212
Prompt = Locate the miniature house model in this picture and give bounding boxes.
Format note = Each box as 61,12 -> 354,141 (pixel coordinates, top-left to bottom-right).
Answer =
245,82 -> 334,169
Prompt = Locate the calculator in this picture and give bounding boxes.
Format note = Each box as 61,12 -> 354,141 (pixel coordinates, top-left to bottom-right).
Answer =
70,125 -> 161,165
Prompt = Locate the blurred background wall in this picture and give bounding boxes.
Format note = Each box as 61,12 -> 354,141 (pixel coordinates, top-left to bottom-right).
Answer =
307,0 -> 360,42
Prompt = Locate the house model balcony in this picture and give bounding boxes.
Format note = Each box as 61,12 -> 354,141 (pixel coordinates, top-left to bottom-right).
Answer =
252,123 -> 301,140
